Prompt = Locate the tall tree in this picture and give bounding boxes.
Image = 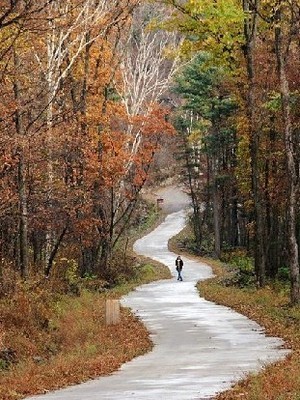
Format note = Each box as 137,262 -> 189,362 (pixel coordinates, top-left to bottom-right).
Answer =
13,45 -> 28,279
242,0 -> 267,286
273,0 -> 300,304
173,53 -> 238,256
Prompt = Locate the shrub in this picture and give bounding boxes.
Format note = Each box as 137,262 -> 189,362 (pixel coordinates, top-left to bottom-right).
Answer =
0,280 -> 56,364
102,253 -> 137,286
277,266 -> 290,281
221,249 -> 255,288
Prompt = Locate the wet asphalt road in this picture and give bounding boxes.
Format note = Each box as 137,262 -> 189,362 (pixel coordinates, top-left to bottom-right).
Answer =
25,191 -> 289,400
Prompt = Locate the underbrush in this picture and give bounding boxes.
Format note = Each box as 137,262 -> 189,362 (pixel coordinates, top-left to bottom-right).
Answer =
0,256 -> 169,399
220,248 -> 256,288
0,297 -> 152,400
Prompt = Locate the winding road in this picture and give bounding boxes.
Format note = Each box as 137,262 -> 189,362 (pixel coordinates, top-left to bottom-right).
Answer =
26,188 -> 289,400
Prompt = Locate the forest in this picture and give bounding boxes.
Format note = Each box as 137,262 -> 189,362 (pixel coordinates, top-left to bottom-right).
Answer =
0,0 -> 177,286
0,0 -> 300,398
169,0 -> 300,306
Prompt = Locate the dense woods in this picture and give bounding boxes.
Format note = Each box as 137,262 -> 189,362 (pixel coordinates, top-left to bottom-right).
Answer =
165,0 -> 300,304
0,0 -> 176,288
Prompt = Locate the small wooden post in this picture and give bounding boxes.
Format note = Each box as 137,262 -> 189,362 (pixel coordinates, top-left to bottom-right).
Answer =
105,299 -> 120,325
156,198 -> 164,209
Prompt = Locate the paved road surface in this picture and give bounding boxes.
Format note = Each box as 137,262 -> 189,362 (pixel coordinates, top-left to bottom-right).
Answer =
26,193 -> 289,400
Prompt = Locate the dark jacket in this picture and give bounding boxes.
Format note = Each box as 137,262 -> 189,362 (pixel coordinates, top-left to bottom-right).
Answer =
175,257 -> 183,271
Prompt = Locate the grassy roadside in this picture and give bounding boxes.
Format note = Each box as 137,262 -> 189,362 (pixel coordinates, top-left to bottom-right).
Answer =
0,261 -> 171,400
169,227 -> 300,400
0,204 -> 171,400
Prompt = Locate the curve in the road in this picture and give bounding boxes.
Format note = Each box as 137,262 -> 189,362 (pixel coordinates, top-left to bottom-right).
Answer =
26,209 -> 289,400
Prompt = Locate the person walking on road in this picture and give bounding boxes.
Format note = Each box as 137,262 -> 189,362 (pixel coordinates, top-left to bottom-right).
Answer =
175,255 -> 183,281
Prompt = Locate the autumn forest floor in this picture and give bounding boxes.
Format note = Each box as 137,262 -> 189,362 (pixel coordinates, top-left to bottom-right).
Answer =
0,259 -> 171,400
0,199 -> 171,400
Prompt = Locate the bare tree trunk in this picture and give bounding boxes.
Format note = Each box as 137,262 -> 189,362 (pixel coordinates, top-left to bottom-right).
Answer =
275,7 -> 300,304
211,157 -> 221,258
230,194 -> 239,247
79,32 -> 91,134
183,135 -> 202,250
230,130 -> 239,247
18,152 -> 28,279
243,0 -> 266,286
45,226 -> 68,277
13,48 -> 28,279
